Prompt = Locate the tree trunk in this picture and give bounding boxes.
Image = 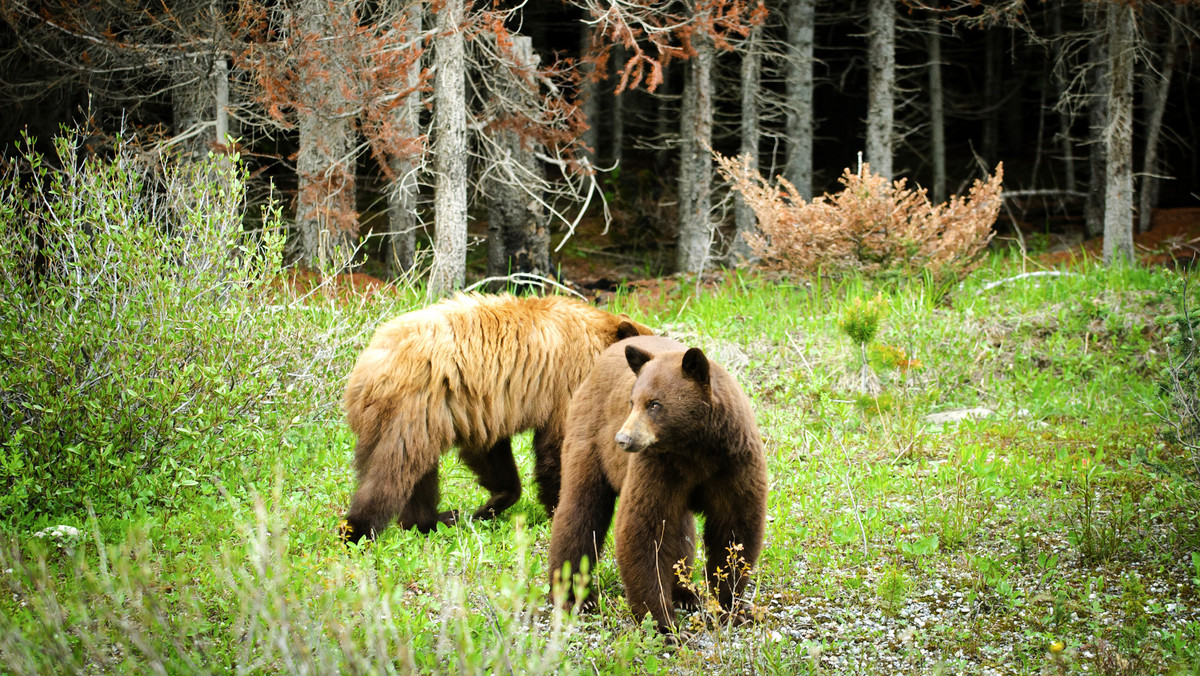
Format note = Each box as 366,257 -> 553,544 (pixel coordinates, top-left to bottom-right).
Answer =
428,0 -> 468,298
865,0 -> 894,180
675,28 -> 714,273
387,0 -> 423,277
1139,5 -> 1180,234
927,22 -> 946,204
296,0 -> 357,271
611,45 -> 625,168
579,23 -> 599,163
731,22 -> 762,263
1050,0 -> 1076,191
1085,3 -> 1108,239
784,0 -> 815,199
171,4 -> 229,162
981,29 -> 1000,165
485,36 -> 551,287
1103,3 -> 1135,265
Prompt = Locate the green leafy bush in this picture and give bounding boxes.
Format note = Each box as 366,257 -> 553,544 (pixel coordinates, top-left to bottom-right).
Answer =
0,132 -> 347,523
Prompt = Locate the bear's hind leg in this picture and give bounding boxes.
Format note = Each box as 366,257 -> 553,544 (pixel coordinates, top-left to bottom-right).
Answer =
395,464 -> 459,532
460,438 -> 522,521
532,422 -> 564,515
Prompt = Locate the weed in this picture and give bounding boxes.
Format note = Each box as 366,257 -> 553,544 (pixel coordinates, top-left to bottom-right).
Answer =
877,564 -> 910,616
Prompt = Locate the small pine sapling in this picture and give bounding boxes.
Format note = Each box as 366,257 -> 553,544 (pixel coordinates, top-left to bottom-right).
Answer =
839,294 -> 889,395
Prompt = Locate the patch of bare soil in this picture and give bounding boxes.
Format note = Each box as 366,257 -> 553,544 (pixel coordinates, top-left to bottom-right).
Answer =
1037,207 -> 1200,267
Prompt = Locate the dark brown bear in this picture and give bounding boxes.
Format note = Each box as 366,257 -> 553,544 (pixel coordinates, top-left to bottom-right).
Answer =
548,335 -> 768,633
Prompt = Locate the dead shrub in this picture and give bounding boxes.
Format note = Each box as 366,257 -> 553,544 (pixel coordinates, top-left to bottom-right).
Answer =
716,152 -> 1003,279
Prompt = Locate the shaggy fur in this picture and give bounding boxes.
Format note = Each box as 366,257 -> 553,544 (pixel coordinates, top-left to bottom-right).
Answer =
341,293 -> 652,543
548,335 -> 768,633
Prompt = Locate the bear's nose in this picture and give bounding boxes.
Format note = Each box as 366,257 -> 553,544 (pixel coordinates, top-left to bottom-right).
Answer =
615,432 -> 633,451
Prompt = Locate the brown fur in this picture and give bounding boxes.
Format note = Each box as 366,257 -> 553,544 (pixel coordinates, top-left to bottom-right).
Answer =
341,293 -> 652,543
548,335 -> 768,633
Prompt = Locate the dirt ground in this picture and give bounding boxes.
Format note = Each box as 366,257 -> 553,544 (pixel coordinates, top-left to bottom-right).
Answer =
1036,207 -> 1200,267
284,206 -> 1200,305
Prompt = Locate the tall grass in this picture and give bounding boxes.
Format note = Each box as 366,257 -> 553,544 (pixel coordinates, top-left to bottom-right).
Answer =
2,132 -> 1199,672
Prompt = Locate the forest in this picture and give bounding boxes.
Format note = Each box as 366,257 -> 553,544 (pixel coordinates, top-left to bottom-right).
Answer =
2,0 -> 1198,284
2,0 -> 1200,674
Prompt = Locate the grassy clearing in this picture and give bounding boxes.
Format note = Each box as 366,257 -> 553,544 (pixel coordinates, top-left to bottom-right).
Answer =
3,254 -> 1200,674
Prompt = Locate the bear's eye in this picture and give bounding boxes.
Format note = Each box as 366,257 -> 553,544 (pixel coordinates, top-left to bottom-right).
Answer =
647,400 -> 662,412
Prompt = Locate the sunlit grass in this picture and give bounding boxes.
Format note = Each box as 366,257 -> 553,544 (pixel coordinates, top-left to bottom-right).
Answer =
3,256 -> 1199,673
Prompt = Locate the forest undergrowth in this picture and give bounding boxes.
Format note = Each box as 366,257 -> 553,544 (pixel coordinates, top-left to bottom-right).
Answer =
3,140 -> 1200,674
3,253 -> 1200,674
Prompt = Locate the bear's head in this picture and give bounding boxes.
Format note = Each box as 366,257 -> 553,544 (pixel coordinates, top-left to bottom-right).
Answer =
614,344 -> 711,453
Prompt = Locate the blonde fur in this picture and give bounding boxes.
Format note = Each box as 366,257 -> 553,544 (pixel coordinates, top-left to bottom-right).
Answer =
342,293 -> 651,541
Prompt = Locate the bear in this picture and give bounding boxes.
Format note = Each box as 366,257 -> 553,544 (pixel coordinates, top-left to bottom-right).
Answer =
341,293 -> 653,543
548,334 -> 768,634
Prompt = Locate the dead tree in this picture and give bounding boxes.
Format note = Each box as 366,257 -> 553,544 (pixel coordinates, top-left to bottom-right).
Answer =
428,0 -> 468,298
865,0 -> 895,180
1102,2 -> 1134,264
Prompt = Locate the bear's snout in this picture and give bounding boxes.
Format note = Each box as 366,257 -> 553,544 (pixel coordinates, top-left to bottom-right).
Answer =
615,415 -> 655,453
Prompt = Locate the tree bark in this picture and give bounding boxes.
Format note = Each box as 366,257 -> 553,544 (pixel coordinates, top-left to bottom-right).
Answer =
784,0 -> 815,199
428,0 -> 468,298
171,3 -> 230,161
485,36 -> 551,287
579,23 -> 599,163
1050,0 -> 1076,191
1139,5 -> 1180,234
611,45 -> 626,168
675,28 -> 714,273
865,0 -> 894,180
927,22 -> 946,204
1103,3 -> 1135,265
296,0 -> 357,271
385,0 -> 424,277
1085,3 -> 1108,239
981,28 -> 1000,165
731,21 -> 762,263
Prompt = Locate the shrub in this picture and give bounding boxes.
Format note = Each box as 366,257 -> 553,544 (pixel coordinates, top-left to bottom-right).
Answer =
1157,274 -> 1199,463
715,152 -> 1003,279
0,131 -> 352,523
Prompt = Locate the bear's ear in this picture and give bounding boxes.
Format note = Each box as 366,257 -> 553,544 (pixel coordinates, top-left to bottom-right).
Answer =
626,345 -> 654,375
681,347 -> 710,387
616,320 -> 642,341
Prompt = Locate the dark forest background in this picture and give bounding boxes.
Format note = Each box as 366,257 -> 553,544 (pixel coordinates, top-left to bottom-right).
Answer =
1,1 -> 1196,290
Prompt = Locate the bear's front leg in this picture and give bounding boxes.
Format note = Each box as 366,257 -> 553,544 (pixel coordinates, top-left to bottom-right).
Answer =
700,480 -> 767,618
614,488 -> 693,633
548,454 -> 617,610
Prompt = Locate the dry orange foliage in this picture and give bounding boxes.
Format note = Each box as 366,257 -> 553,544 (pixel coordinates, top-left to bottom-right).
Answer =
716,152 -> 1003,278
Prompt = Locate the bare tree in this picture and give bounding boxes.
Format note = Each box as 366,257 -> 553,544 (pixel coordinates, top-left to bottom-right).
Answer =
293,0 -> 357,271
1102,2 -> 1134,264
865,0 -> 894,180
676,26 -> 715,273
731,18 -> 762,263
927,21 -> 946,203
784,0 -> 815,199
1084,4 -> 1108,239
428,0 -> 468,299
385,0 -> 425,276
483,36 -> 551,284
1138,4 -> 1182,234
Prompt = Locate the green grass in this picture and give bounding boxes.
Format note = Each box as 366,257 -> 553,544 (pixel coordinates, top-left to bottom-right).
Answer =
3,256 -> 1200,674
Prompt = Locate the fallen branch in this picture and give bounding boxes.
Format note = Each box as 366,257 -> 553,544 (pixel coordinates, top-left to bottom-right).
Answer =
976,270 -> 1078,295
